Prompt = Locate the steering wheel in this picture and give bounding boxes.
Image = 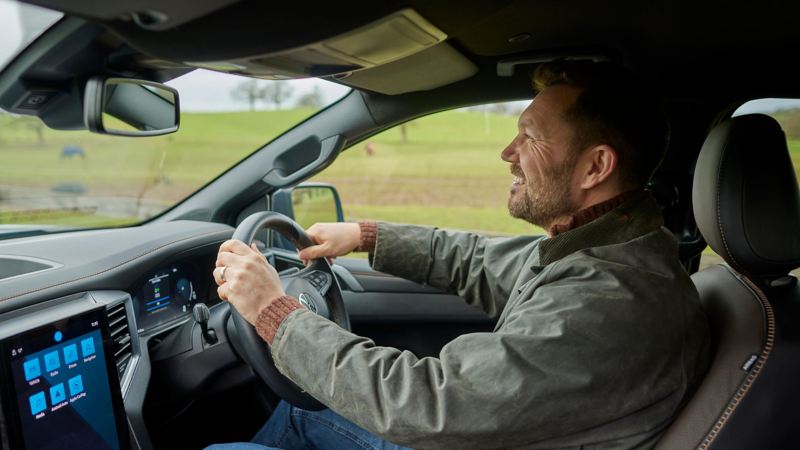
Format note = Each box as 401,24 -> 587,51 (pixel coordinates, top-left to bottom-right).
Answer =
228,212 -> 350,411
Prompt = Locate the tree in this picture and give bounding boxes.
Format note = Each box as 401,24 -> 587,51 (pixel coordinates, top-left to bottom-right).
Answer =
9,115 -> 46,146
262,81 -> 295,110
231,79 -> 264,111
296,85 -> 323,108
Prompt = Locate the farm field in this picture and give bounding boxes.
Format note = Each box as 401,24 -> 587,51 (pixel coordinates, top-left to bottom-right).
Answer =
3,107 -> 800,242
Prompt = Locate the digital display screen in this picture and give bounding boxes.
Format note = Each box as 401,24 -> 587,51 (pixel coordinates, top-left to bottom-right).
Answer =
134,264 -> 197,331
0,308 -> 129,450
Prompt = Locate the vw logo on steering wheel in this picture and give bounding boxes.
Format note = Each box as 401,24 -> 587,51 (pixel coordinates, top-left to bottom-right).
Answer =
298,293 -> 318,313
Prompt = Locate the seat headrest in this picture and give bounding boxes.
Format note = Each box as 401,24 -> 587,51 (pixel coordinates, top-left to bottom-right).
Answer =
693,113 -> 800,277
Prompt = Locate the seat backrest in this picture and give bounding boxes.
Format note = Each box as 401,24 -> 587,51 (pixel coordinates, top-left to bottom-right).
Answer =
657,114 -> 800,449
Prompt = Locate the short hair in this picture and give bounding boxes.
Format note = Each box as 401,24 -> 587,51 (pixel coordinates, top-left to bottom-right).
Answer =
533,60 -> 669,189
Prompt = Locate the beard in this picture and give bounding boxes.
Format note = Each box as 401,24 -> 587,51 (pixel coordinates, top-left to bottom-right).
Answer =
507,156 -> 579,229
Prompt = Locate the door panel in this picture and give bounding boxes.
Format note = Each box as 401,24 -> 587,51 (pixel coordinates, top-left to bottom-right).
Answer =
334,257 -> 495,357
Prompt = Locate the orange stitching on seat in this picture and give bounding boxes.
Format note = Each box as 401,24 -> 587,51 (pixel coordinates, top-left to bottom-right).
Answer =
697,273 -> 775,450
0,229 -> 228,303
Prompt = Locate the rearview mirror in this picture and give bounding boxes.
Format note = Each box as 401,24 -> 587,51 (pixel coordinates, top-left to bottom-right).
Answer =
83,77 -> 179,136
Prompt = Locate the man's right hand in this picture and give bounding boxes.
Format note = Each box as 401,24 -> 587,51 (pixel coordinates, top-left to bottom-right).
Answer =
298,222 -> 362,264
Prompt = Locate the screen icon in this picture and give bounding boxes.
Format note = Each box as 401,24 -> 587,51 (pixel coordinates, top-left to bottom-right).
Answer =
49,383 -> 66,404
68,375 -> 84,396
80,337 -> 95,357
63,343 -> 78,365
29,392 -> 46,415
43,351 -> 60,372
23,358 -> 41,381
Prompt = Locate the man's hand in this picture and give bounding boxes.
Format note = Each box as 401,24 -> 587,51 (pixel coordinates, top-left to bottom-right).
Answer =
298,222 -> 361,264
215,239 -> 286,325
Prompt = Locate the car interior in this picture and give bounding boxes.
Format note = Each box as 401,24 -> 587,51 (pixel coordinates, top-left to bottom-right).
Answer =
0,0 -> 798,448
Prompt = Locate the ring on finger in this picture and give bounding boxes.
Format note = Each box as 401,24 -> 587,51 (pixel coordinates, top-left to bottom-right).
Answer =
220,266 -> 227,282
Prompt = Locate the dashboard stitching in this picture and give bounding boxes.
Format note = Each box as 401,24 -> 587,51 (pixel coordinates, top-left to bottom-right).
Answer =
0,229 -> 229,303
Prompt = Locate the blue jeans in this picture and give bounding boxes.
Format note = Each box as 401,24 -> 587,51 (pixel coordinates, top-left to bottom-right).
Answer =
206,401 -> 412,450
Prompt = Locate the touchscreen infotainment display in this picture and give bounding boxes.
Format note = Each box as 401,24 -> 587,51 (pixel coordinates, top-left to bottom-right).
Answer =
0,307 -> 129,450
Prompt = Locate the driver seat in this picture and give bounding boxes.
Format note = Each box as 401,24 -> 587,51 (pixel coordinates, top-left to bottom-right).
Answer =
657,114 -> 800,449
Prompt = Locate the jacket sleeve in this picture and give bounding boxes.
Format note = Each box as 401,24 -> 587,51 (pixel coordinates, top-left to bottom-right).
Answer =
270,264 -> 687,450
370,222 -> 541,316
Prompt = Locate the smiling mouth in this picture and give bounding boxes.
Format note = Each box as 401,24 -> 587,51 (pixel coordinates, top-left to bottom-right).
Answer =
510,166 -> 525,188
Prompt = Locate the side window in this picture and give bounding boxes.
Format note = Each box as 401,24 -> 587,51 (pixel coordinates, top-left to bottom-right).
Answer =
308,102 -> 544,243
698,99 -> 800,273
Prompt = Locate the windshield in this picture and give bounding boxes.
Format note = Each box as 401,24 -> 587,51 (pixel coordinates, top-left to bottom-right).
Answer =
0,2 -> 350,234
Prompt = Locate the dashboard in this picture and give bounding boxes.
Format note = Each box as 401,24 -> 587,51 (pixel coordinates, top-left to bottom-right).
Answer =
0,220 -> 234,450
0,219 -> 489,449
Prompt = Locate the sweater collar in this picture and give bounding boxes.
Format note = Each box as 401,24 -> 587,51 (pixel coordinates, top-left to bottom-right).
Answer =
537,189 -> 664,266
548,189 -> 643,237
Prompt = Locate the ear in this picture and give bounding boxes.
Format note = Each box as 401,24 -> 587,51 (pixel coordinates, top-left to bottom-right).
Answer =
576,144 -> 618,190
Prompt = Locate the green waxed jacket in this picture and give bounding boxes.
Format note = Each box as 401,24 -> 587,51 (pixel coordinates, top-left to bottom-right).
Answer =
270,192 -> 711,449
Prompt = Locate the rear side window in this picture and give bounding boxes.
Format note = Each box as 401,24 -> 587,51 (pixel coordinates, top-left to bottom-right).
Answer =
698,99 -> 800,273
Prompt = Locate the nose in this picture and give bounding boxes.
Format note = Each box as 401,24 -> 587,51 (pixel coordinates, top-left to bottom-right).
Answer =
501,137 -> 520,163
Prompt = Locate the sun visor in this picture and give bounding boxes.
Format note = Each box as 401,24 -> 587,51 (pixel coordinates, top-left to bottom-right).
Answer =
335,43 -> 478,95
186,9 -> 449,81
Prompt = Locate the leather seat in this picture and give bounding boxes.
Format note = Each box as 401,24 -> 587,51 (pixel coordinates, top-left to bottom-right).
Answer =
657,114 -> 800,449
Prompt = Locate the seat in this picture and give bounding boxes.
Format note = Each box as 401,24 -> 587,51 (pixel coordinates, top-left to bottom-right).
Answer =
657,114 -> 800,449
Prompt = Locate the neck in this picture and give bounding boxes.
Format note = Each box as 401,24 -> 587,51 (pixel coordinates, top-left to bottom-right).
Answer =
546,187 -> 642,237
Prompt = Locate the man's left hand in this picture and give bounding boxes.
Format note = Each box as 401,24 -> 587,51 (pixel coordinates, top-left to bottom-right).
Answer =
215,239 -> 286,325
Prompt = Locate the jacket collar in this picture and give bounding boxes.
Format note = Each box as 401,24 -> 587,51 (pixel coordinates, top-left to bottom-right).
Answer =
537,190 -> 664,266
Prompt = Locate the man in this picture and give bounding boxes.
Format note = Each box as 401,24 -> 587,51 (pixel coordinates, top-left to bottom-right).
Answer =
210,60 -> 710,449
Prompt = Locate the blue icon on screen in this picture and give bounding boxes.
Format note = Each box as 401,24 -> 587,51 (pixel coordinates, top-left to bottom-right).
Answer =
68,375 -> 84,396
63,343 -> 78,364
80,337 -> 95,357
49,383 -> 66,404
44,351 -> 60,372
29,392 -> 46,415
54,331 -> 63,343
23,358 -> 41,381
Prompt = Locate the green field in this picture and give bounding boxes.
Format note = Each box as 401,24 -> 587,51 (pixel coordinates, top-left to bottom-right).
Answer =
3,107 -> 800,237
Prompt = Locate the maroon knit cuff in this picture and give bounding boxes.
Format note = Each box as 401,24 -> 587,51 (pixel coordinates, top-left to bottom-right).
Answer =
357,221 -> 377,253
255,295 -> 304,344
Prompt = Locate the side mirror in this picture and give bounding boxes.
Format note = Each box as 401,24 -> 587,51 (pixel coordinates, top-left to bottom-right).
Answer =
83,77 -> 179,136
271,183 -> 344,250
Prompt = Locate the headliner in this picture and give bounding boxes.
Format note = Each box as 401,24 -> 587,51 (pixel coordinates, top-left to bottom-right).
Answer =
19,0 -> 800,102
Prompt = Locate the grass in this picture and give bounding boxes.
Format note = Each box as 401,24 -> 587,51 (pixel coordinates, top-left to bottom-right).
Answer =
0,209 -> 133,228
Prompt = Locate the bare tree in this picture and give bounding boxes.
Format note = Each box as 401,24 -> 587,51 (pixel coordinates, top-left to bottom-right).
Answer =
8,115 -> 46,146
231,79 -> 264,111
296,85 -> 323,108
262,81 -> 295,110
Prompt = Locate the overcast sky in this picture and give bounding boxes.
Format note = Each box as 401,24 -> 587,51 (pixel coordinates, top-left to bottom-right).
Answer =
2,0 -> 800,115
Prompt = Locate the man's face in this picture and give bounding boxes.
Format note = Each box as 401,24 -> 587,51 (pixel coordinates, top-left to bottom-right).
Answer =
500,85 -> 582,229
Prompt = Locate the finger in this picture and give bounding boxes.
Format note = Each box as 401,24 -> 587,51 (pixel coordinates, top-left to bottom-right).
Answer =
216,251 -> 242,268
220,239 -> 251,255
298,243 -> 328,261
217,283 -> 229,302
213,266 -> 224,285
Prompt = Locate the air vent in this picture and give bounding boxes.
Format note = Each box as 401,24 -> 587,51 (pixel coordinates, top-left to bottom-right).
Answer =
106,303 -> 133,380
